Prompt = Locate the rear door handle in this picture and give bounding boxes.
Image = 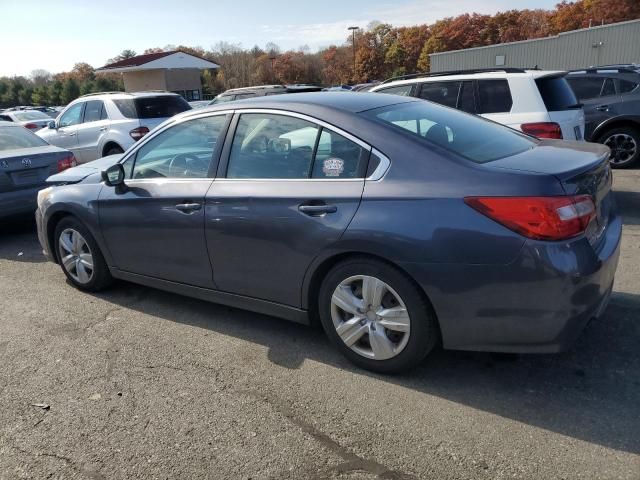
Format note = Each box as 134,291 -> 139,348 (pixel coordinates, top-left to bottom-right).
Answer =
298,204 -> 338,216
175,202 -> 202,213
595,105 -> 609,111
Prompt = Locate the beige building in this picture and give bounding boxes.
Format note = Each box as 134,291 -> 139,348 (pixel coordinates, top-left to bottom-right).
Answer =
96,50 -> 219,101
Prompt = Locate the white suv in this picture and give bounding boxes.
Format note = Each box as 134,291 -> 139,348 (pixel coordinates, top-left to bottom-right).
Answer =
37,91 -> 191,164
370,68 -> 585,141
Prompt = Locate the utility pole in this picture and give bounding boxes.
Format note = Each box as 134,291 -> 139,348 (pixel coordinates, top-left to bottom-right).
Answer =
348,26 -> 359,83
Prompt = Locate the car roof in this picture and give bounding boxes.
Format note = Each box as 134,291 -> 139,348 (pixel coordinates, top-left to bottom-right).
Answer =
184,92 -> 417,118
77,91 -> 183,101
374,69 -> 566,89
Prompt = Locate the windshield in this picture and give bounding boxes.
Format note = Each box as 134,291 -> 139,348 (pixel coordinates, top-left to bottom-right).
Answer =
364,101 -> 536,163
13,111 -> 51,121
113,96 -> 191,119
0,126 -> 48,150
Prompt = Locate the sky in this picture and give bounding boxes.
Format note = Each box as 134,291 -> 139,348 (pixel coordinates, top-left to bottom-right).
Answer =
0,0 -> 559,77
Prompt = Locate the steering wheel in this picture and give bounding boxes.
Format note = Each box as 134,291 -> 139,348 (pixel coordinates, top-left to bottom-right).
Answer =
168,153 -> 207,177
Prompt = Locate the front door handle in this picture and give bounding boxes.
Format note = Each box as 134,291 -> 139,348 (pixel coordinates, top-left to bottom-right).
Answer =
298,204 -> 338,216
595,104 -> 609,112
175,202 -> 202,213
99,126 -> 108,132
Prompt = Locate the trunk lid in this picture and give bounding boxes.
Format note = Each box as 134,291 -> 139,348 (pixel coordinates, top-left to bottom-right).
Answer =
0,146 -> 69,193
489,140 -> 612,245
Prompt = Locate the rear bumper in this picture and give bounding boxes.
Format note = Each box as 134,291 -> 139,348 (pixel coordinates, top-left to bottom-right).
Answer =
401,214 -> 622,353
0,186 -> 42,218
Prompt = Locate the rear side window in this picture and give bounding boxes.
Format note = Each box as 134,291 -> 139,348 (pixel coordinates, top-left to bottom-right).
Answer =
0,126 -> 48,151
601,78 -> 616,97
364,101 -> 535,164
418,82 -> 460,108
113,96 -> 191,119
567,76 -> 604,100
376,84 -> 413,97
477,80 -> 512,114
536,76 -> 580,111
618,79 -> 639,94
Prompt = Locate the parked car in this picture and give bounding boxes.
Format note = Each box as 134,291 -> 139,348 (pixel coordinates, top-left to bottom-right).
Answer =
0,109 -> 55,131
189,100 -> 211,110
36,93 -> 620,373
37,91 -> 191,164
210,84 -> 323,104
566,66 -> 640,168
351,82 -> 381,92
0,121 -> 75,218
370,68 -> 585,141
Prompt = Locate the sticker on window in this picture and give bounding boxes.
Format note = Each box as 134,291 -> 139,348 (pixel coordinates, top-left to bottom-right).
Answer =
322,158 -> 344,177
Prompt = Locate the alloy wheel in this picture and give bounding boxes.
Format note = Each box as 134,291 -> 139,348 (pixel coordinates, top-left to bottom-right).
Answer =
604,133 -> 637,166
330,275 -> 411,360
58,228 -> 94,284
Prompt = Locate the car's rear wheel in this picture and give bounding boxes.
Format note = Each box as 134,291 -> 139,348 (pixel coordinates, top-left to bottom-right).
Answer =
599,126 -> 639,168
54,217 -> 112,291
318,258 -> 438,373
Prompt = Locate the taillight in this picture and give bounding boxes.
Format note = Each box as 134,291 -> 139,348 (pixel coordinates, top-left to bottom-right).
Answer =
57,154 -> 77,172
521,122 -> 563,139
129,126 -> 149,140
24,123 -> 38,130
464,195 -> 596,241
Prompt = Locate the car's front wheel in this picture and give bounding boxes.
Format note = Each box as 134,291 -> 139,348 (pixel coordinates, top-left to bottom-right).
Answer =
318,257 -> 438,373
54,217 -> 113,291
600,126 -> 640,168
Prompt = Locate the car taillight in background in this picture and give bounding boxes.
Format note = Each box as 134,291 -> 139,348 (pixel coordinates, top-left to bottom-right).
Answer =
57,154 -> 77,173
464,195 -> 596,241
129,126 -> 150,141
521,122 -> 563,139
24,123 -> 39,130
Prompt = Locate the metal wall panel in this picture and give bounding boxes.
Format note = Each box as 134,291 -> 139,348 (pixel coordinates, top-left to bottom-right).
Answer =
430,20 -> 640,72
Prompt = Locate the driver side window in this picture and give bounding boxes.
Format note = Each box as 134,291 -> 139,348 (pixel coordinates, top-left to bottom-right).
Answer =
131,115 -> 227,179
59,103 -> 84,128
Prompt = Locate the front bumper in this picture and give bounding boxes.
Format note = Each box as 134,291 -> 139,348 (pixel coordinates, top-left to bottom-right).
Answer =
402,213 -> 622,354
35,207 -> 54,262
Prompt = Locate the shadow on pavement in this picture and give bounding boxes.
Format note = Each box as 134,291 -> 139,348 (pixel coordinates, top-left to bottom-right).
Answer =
613,190 -> 640,226
0,215 -> 46,263
92,282 -> 640,456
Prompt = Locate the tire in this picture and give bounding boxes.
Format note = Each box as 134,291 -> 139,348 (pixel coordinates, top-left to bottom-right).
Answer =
318,257 -> 438,373
54,217 -> 113,292
104,145 -> 124,157
598,126 -> 640,169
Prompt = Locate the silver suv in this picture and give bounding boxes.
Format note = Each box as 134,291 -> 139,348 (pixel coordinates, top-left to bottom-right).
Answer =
37,91 -> 191,164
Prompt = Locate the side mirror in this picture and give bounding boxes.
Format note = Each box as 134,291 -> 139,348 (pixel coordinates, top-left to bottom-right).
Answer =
268,137 -> 291,154
102,164 -> 125,187
48,121 -> 56,129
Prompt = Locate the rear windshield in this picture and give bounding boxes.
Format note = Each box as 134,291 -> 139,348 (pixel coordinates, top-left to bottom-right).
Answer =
363,101 -> 535,164
13,111 -> 51,121
0,126 -> 48,151
535,76 -> 580,111
113,96 -> 191,119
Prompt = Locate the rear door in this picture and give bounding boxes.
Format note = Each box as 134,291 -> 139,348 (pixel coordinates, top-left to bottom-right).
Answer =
205,111 -> 369,307
99,113 -> 230,288
76,100 -> 109,163
535,75 -> 585,140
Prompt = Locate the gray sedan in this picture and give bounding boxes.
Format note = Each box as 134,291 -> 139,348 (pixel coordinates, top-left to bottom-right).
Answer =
0,110 -> 54,131
35,93 -> 620,373
0,122 -> 75,218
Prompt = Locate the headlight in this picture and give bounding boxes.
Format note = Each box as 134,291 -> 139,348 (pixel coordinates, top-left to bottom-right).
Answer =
37,187 -> 53,210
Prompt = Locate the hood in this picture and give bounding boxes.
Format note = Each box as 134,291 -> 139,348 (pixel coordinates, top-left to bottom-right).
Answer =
46,154 -> 124,184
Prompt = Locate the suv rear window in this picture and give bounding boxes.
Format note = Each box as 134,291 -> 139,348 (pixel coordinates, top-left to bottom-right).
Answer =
477,80 -> 512,114
113,96 -> 191,119
535,76 -> 580,111
364,101 -> 535,164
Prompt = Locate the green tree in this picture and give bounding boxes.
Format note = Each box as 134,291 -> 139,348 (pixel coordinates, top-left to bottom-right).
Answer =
31,85 -> 50,105
48,81 -> 63,105
61,78 -> 80,105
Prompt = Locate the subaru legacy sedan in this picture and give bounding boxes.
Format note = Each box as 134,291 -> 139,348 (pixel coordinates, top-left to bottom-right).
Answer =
35,93 -> 621,373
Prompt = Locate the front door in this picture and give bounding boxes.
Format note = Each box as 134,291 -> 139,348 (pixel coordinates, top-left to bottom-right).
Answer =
99,113 -> 230,288
205,112 -> 370,307
53,102 -> 84,152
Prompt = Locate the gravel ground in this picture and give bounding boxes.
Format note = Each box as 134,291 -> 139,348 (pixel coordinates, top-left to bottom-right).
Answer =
0,170 -> 639,480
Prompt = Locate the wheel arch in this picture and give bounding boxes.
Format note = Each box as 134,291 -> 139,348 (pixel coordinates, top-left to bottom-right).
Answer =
592,116 -> 640,141
46,210 -> 74,264
302,251 -> 442,342
102,141 -> 124,157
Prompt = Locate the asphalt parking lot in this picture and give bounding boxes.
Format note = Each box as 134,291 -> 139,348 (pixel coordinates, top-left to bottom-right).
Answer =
1,171 -> 639,480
